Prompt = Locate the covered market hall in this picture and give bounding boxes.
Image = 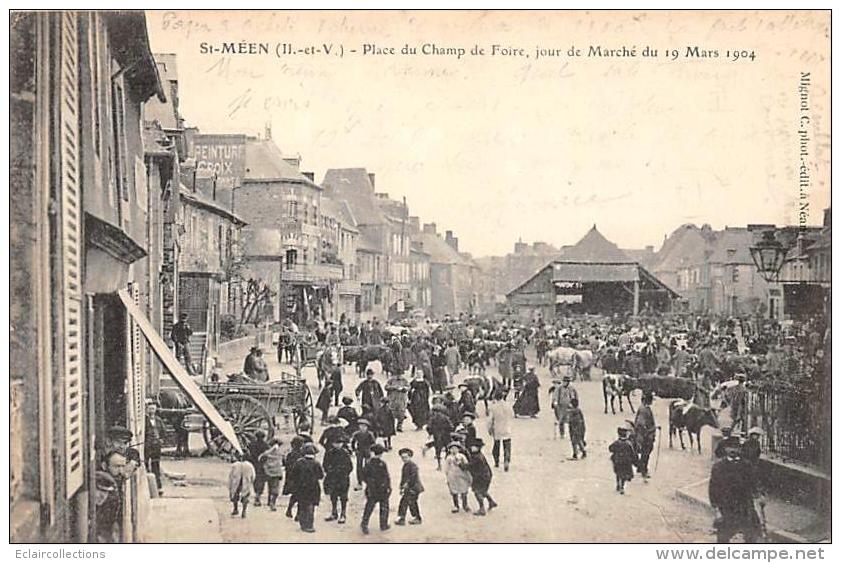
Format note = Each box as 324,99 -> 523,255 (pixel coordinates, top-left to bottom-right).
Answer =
506,226 -> 678,318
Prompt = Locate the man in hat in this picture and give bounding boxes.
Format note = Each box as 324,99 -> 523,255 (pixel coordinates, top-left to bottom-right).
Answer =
457,382 -> 477,419
144,401 -> 165,496
244,347 -> 269,382
714,425 -> 742,459
248,430 -> 270,506
360,443 -> 392,534
290,443 -> 324,533
709,441 -> 761,543
633,391 -> 657,479
724,373 -> 748,429
106,425 -> 133,455
467,438 -> 498,516
385,370 -> 410,432
487,389 -> 514,471
350,419 -> 376,490
356,368 -> 385,411
743,427 -> 763,467
319,416 -> 347,450
550,375 -> 578,438
323,436 -> 353,524
170,312 -> 194,375
426,401 -> 454,470
337,396 -> 359,435
396,447 -> 424,526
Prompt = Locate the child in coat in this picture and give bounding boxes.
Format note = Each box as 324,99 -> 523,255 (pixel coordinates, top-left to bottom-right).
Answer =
467,439 -> 498,516
228,453 -> 256,518
257,438 -> 285,511
396,448 -> 424,525
568,397 -> 587,459
322,438 -> 353,523
444,442 -> 473,513
608,426 -> 637,494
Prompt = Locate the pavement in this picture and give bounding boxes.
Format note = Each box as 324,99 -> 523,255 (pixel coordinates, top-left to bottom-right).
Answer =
144,347 -> 733,543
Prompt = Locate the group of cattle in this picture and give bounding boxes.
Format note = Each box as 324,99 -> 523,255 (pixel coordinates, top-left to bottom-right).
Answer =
601,373 -> 723,453
312,336 -> 725,455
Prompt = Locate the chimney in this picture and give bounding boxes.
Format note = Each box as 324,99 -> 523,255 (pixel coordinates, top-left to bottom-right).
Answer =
302,171 -> 315,182
408,216 -> 420,232
445,231 -> 459,251
514,241 -> 528,254
645,245 -> 654,253
375,193 -> 389,199
423,223 -> 437,235
264,121 -> 272,140
824,207 -> 831,227
368,173 -> 376,188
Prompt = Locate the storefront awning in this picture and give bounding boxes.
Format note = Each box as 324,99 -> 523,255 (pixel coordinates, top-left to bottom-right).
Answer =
117,289 -> 243,454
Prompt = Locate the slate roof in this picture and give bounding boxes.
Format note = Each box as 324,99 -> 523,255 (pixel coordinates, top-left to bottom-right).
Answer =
556,225 -> 633,263
244,138 -> 321,187
321,197 -> 359,233
413,232 -> 472,266
708,228 -> 755,264
551,262 -> 639,283
322,168 -> 388,226
654,225 -> 716,272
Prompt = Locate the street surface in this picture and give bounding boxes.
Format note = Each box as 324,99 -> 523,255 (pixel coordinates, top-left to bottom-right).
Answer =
156,347 -> 718,543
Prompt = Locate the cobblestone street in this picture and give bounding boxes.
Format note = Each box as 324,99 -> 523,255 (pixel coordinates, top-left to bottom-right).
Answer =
151,348 -> 717,543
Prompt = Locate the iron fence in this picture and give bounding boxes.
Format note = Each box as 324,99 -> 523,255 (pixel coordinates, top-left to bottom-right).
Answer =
746,378 -> 829,471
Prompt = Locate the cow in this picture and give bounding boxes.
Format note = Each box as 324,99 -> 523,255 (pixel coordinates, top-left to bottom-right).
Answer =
342,344 -> 394,376
668,400 -> 718,453
602,373 -> 631,414
621,375 -> 697,413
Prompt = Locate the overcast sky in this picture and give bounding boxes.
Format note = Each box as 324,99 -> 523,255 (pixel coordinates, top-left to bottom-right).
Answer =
146,10 -> 829,257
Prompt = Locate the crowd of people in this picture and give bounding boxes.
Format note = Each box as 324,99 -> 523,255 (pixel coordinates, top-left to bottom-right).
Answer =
153,307 -> 830,542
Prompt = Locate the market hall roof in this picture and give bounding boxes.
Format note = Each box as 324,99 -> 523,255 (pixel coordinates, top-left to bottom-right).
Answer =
555,225 -> 634,263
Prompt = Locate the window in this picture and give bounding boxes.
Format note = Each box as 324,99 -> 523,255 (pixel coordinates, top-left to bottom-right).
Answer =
288,200 -> 298,220
89,14 -> 101,157
732,266 -> 739,283
111,75 -> 128,203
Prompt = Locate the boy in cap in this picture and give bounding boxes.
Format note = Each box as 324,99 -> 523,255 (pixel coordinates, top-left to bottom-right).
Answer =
257,438 -> 285,511
319,416 -> 347,449
360,443 -> 392,534
456,411 -> 478,448
709,441 -> 761,543
568,397 -> 587,459
323,436 -> 353,523
351,418 -> 376,490
290,443 -> 324,533
467,439 -> 498,515
396,448 -> 424,525
608,426 -> 637,494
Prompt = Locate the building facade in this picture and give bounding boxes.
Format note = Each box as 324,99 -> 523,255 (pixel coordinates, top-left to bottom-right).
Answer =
11,11 -> 166,542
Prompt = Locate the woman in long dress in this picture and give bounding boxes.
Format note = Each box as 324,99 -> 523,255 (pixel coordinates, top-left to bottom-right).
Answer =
513,367 -> 540,418
407,372 -> 431,429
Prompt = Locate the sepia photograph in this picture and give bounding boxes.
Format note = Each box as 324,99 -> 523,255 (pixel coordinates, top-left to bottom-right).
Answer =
7,7 -> 832,547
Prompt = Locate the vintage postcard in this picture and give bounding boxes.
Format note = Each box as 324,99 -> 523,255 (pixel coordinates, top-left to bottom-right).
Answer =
8,9 -> 831,547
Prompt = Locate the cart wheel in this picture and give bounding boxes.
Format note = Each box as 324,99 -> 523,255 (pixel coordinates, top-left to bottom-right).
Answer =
293,385 -> 315,433
203,394 -> 275,457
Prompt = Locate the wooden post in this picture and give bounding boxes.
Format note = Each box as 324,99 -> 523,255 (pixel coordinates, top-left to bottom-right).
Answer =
633,280 -> 640,316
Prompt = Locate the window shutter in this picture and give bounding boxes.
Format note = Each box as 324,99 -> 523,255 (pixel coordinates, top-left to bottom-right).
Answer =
129,283 -> 146,454
59,12 -> 84,499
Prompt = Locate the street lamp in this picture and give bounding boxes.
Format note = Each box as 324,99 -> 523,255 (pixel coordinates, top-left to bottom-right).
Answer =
749,230 -> 787,283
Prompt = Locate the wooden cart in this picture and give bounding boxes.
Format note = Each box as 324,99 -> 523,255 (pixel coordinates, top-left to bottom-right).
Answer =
199,371 -> 314,455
